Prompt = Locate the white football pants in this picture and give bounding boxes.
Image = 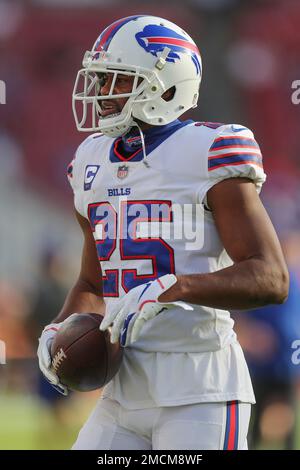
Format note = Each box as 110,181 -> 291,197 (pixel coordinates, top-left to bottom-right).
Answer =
72,397 -> 251,450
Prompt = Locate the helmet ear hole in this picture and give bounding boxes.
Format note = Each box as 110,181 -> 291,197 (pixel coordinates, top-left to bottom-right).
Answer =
162,86 -> 176,102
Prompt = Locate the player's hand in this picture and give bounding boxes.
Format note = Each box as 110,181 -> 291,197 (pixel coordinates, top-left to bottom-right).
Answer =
100,274 -> 193,347
37,320 -> 69,396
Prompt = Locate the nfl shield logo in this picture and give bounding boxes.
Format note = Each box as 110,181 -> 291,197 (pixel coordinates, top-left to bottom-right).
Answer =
117,164 -> 129,179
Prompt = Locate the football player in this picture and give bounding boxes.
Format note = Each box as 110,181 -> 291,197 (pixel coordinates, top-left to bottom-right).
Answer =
37,15 -> 289,450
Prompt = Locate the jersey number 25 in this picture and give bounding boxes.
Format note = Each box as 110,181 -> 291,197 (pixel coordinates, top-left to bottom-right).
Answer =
88,200 -> 175,296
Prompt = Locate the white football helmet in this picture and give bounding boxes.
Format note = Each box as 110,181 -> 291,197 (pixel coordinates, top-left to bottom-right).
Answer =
72,15 -> 202,137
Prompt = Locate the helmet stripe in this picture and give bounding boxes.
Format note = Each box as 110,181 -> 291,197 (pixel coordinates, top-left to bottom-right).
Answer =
96,18 -> 126,51
97,15 -> 145,51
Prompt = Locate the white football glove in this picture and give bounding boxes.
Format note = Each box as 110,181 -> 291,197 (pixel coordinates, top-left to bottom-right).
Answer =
100,274 -> 193,347
37,319 -> 69,396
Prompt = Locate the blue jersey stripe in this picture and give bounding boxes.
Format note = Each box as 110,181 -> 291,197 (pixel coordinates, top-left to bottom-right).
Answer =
209,154 -> 262,169
223,401 -> 239,450
223,402 -> 231,449
210,137 -> 259,151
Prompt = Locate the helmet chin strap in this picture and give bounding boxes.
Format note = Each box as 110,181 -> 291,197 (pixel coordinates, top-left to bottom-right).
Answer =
130,121 -> 150,168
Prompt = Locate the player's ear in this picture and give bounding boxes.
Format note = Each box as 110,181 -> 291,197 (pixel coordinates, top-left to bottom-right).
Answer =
162,86 -> 176,102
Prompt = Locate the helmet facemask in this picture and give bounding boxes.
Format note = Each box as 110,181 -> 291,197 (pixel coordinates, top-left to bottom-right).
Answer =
72,53 -> 164,137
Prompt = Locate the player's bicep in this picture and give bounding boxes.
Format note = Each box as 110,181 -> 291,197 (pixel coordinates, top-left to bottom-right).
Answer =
75,208 -> 103,295
207,178 -> 287,267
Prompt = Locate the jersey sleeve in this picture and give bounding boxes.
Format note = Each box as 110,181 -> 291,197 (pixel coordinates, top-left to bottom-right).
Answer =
202,124 -> 266,203
66,133 -> 104,217
66,137 -> 91,217
66,153 -> 84,216
66,158 -> 77,192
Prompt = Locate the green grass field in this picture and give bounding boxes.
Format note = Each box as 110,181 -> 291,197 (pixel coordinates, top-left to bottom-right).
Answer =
0,393 -> 98,450
0,393 -> 299,449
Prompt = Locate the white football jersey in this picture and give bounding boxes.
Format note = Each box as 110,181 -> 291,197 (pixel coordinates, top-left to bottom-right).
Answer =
68,120 -> 266,408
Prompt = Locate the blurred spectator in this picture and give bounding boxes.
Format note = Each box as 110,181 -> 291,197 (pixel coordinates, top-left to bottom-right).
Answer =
233,267 -> 300,449
227,0 -> 300,178
0,281 -> 32,360
27,248 -> 71,417
0,131 -> 24,182
0,280 -> 34,393
28,247 -> 69,339
0,1 -> 24,41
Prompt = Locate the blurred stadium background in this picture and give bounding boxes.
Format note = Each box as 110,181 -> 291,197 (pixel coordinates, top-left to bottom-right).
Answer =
0,0 -> 300,450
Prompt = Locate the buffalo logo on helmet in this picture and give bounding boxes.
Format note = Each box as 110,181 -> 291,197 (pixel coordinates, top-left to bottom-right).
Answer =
135,25 -> 201,75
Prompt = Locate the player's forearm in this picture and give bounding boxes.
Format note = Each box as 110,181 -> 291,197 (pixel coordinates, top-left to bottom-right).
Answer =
159,258 -> 289,310
52,279 -> 105,323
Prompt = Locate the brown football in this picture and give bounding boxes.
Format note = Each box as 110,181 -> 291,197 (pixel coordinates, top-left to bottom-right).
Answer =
50,313 -> 123,392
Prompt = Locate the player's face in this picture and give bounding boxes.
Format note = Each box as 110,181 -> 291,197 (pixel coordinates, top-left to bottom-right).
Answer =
98,73 -> 136,118
97,72 -> 172,131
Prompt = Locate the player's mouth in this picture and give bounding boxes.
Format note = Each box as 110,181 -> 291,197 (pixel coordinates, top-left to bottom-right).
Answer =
99,102 -> 121,118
